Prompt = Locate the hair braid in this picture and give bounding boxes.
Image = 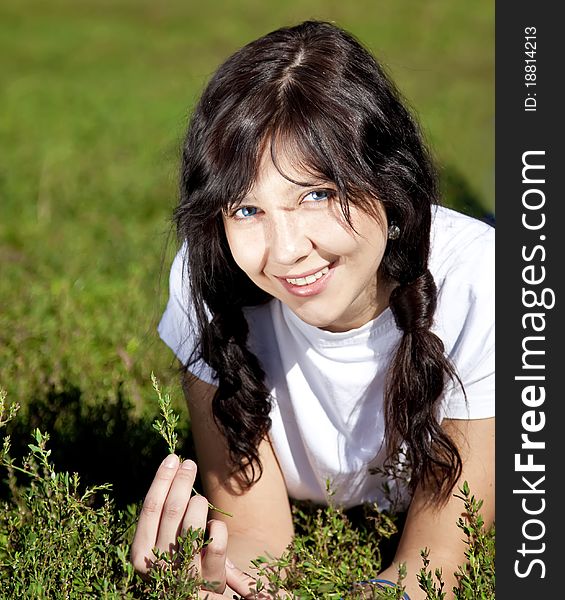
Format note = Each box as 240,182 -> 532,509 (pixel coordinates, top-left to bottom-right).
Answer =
386,270 -> 463,502
200,308 -> 272,485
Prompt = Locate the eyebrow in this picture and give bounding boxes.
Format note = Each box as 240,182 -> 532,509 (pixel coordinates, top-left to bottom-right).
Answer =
241,178 -> 335,204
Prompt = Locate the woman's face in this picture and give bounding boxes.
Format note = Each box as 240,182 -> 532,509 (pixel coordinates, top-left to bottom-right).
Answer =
222,149 -> 391,332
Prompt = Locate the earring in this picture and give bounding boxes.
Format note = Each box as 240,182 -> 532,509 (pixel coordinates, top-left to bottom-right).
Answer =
387,224 -> 400,240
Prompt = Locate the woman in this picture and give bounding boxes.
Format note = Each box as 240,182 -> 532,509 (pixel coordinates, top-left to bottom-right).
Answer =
131,20 -> 494,599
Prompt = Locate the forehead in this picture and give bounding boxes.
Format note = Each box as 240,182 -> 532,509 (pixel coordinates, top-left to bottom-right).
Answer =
246,144 -> 329,199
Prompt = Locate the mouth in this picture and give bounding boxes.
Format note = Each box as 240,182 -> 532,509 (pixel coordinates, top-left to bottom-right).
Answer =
284,266 -> 329,286
276,263 -> 335,297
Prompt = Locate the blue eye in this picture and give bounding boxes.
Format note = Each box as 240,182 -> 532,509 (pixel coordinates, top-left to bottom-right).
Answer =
303,190 -> 330,202
234,206 -> 258,219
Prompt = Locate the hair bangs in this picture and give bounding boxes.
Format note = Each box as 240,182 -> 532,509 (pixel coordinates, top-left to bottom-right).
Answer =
268,111 -> 385,226
203,118 -> 268,217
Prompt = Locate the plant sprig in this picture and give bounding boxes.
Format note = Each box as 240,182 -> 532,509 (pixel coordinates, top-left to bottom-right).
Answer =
151,373 -> 232,518
151,372 -> 179,455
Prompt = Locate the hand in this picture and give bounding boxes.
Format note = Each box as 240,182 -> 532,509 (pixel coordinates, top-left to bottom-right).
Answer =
130,454 -> 229,597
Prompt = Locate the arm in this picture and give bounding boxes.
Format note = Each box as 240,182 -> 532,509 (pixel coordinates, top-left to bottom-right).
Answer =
378,417 -> 495,600
182,371 -> 295,573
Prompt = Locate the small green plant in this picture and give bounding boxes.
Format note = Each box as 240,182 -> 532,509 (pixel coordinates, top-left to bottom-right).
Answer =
0,388 -> 216,599
0,390 -> 19,429
0,391 -> 139,598
140,528 -> 213,600
453,481 -> 495,599
0,387 -> 494,599
151,372 -> 179,455
417,548 -> 446,600
150,373 -> 232,518
415,481 -> 495,600
234,481 -> 495,600
238,499 -> 403,599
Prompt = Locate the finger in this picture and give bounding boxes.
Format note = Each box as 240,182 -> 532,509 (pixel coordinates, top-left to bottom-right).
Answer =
131,454 -> 180,573
226,561 -> 291,599
197,591 -> 226,599
201,519 -> 228,593
155,459 -> 198,554
181,493 -> 209,539
181,493 -> 210,573
225,561 -> 260,598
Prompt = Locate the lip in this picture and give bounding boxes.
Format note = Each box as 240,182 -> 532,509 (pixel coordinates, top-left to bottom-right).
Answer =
278,264 -> 332,280
276,262 -> 336,297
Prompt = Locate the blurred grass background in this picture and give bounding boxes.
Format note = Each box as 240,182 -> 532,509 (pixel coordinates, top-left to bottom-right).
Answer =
0,0 -> 493,505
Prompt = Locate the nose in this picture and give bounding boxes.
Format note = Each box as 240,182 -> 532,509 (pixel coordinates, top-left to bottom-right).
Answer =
268,211 -> 313,266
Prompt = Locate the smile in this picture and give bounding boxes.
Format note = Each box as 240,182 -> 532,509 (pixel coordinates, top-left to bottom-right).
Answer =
285,266 -> 329,286
277,264 -> 335,298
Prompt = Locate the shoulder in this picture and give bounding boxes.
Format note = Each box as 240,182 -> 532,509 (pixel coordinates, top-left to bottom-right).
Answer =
166,243 -> 190,304
429,205 -> 494,332
429,207 -> 495,417
429,205 -> 494,328
429,205 -> 494,286
429,207 -> 494,342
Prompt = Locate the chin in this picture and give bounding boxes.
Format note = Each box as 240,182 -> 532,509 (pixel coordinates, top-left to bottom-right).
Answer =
292,307 -> 343,330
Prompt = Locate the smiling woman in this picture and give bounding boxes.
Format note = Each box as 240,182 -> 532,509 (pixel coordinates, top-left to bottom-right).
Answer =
131,20 -> 494,600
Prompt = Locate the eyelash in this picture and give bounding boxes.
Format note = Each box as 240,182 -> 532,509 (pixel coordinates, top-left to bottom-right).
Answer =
303,189 -> 333,203
232,206 -> 259,219
230,188 -> 335,220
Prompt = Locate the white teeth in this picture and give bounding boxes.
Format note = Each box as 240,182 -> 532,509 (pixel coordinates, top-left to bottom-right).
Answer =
286,266 -> 329,286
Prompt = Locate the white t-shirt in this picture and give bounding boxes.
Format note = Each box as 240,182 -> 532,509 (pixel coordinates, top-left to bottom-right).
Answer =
158,205 -> 495,511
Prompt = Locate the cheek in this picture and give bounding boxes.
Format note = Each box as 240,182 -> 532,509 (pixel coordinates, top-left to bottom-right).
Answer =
322,218 -> 379,260
224,225 -> 266,277
309,213 -> 359,255
348,211 -> 388,264
320,233 -> 359,258
362,235 -> 388,271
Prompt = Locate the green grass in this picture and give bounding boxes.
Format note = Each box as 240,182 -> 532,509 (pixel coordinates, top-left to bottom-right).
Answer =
0,0 -> 494,582
1,0 -> 492,412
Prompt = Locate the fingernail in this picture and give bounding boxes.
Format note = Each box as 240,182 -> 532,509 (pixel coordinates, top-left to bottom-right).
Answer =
226,557 -> 234,568
181,459 -> 196,470
162,454 -> 177,468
